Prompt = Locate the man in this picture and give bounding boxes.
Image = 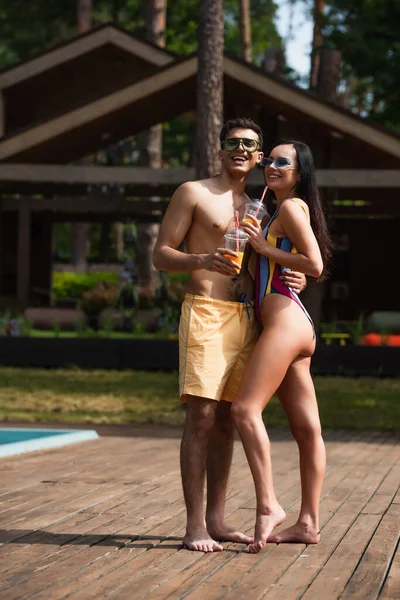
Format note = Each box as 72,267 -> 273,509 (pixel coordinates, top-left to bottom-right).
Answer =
153,117 -> 305,552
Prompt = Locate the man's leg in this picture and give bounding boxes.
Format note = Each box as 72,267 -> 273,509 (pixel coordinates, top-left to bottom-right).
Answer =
181,395 -> 223,552
205,400 -> 253,544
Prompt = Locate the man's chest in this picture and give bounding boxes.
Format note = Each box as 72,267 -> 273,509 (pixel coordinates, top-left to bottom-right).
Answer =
194,200 -> 247,235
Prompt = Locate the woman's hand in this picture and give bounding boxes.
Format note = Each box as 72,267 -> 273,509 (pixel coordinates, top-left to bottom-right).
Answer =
280,270 -> 307,294
240,216 -> 268,254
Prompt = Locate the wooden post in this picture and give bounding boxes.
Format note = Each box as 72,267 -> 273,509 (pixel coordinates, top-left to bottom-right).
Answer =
239,0 -> 252,63
0,91 -> 4,137
17,199 -> 31,309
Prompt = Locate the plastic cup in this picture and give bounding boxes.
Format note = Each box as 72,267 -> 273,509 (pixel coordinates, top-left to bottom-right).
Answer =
223,228 -> 249,268
243,199 -> 268,225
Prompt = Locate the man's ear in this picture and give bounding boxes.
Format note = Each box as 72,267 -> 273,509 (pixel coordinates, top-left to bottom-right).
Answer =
256,151 -> 264,165
218,149 -> 223,160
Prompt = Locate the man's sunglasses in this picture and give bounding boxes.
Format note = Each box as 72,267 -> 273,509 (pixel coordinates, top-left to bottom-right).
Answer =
259,156 -> 293,168
222,137 -> 261,153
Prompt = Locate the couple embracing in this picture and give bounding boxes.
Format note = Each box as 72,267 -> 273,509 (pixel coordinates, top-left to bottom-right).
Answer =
153,117 -> 332,553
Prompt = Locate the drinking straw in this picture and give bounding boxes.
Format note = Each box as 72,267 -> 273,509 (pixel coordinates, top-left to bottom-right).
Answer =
255,185 -> 268,218
235,210 -> 239,252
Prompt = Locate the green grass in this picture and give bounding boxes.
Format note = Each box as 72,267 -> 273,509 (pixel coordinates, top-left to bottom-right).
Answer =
0,368 -> 399,431
29,329 -> 175,339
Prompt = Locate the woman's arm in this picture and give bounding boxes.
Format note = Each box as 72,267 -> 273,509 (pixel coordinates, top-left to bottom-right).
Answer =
241,200 -> 323,278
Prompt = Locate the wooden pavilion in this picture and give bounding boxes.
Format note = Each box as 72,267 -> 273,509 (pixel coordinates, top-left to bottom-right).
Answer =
1,24 -> 399,319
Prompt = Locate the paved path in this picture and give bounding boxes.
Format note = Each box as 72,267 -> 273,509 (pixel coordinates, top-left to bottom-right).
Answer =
0,427 -> 399,599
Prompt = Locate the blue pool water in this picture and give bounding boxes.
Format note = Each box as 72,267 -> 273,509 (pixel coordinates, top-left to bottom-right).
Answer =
0,428 -> 99,458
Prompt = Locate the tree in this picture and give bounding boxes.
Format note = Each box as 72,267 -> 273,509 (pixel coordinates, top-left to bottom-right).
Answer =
322,0 -> 400,130
239,0 -> 252,62
136,0 -> 167,296
309,0 -> 325,89
194,0 -> 224,179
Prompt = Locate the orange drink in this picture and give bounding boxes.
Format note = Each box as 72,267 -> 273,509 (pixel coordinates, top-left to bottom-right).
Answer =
223,228 -> 248,270
223,251 -> 244,266
242,217 -> 262,225
243,200 -> 267,224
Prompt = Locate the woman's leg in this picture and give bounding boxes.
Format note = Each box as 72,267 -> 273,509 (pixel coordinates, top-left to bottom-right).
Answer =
270,355 -> 325,543
231,299 -> 312,552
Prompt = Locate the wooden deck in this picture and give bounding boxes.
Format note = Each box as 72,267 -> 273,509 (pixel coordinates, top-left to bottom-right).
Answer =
0,426 -> 399,599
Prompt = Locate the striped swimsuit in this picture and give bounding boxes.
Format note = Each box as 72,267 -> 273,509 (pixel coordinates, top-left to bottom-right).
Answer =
254,200 -> 314,334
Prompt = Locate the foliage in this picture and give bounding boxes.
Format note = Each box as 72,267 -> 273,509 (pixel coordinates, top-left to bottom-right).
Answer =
224,0 -> 282,65
79,283 -> 119,316
322,0 -> 400,129
52,271 -> 119,300
0,368 -> 399,430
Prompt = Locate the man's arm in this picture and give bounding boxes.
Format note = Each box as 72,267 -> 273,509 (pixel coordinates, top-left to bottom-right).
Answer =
153,182 -> 239,275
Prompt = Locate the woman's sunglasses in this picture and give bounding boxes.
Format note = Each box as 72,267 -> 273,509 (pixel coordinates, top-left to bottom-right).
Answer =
222,137 -> 261,153
259,157 -> 293,168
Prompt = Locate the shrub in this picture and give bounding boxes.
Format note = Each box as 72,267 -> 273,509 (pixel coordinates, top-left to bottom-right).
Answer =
52,272 -> 119,301
80,283 -> 119,317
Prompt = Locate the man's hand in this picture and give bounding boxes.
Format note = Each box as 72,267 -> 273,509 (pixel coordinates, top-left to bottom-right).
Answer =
202,249 -> 241,276
280,269 -> 307,294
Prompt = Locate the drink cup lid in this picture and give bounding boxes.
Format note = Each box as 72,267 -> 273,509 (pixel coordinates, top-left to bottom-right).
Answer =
225,227 -> 249,241
246,199 -> 267,210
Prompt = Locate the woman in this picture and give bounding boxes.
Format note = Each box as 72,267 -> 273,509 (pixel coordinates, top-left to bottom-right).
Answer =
232,139 -> 333,553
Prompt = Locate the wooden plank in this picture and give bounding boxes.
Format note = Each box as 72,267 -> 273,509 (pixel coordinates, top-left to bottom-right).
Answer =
361,464 -> 400,515
1,164 -> 400,189
379,541 -> 400,600
2,196 -> 167,216
301,514 -> 380,599
0,164 -> 194,185
340,503 -> 400,599
0,432 -> 398,600
232,449 -> 399,600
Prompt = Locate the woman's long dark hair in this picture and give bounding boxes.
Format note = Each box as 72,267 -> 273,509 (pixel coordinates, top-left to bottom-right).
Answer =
263,138 -> 333,281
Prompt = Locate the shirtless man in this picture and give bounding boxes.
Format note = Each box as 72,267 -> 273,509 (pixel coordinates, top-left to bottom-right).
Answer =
153,117 -> 306,552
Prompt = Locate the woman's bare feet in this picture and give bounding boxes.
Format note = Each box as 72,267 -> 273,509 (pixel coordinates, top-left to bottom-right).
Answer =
182,527 -> 223,552
247,505 -> 286,554
207,521 -> 253,545
268,522 -> 320,544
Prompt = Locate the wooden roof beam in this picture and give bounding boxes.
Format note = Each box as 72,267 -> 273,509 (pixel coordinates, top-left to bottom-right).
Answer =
224,57 -> 400,160
0,57 -> 197,162
0,25 -> 173,91
1,164 -> 400,188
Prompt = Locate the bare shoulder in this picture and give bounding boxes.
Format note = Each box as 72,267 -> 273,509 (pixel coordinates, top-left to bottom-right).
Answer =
281,197 -> 309,218
171,179 -> 211,205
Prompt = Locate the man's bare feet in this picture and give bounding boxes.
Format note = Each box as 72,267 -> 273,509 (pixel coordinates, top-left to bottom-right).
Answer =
207,521 -> 253,545
247,505 -> 286,554
268,522 -> 320,544
182,528 -> 223,553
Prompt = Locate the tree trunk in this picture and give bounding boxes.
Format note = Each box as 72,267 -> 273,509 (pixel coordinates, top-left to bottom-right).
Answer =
309,0 -> 325,90
263,47 -> 285,76
239,0 -> 252,63
136,0 -> 167,296
72,0 -> 93,272
77,0 -> 92,33
194,0 -> 224,179
317,48 -> 341,101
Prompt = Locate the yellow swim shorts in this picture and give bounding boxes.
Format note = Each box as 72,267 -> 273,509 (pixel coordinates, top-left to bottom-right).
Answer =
179,293 -> 259,402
